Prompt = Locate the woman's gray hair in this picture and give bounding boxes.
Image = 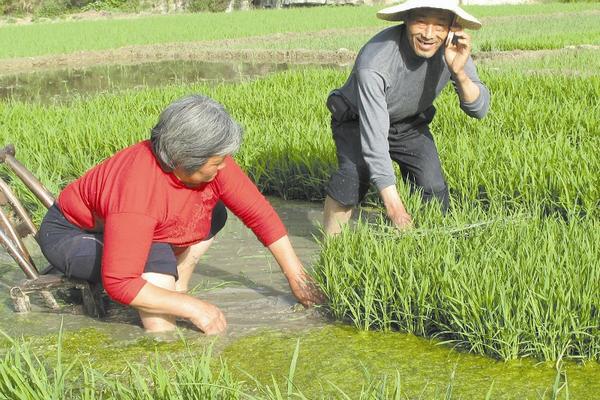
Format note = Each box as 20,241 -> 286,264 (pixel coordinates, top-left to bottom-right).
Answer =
150,94 -> 243,173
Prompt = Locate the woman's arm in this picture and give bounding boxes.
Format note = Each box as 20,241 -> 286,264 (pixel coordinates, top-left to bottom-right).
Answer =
102,212 -> 226,334
268,235 -> 324,307
216,158 -> 325,306
130,284 -> 226,334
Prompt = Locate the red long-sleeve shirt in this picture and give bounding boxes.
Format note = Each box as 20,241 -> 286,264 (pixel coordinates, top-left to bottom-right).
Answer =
57,140 -> 287,305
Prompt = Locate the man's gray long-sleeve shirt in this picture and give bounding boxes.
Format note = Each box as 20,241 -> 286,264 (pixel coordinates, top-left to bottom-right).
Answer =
335,24 -> 490,190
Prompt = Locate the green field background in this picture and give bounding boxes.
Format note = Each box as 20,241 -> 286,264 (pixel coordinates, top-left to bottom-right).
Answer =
0,3 -> 599,58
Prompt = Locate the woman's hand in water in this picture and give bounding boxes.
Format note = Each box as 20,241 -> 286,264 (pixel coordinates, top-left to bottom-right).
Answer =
189,300 -> 227,335
290,273 -> 326,307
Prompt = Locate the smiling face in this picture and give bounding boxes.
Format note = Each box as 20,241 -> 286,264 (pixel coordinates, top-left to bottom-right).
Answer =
405,8 -> 454,58
173,155 -> 227,188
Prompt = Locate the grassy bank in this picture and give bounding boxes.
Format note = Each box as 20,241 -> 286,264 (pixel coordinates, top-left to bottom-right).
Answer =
0,330 -> 469,399
0,4 -> 599,59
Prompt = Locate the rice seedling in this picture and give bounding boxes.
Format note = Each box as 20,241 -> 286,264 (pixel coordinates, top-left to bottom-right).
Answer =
0,328 -> 510,399
1,67 -> 597,221
0,3 -> 598,59
312,205 -> 600,362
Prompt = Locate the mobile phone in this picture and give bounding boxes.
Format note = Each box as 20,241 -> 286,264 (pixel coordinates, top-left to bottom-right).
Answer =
446,15 -> 460,47
446,31 -> 462,47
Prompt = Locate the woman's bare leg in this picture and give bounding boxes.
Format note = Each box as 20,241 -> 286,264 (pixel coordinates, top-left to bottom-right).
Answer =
174,238 -> 214,293
138,272 -> 177,332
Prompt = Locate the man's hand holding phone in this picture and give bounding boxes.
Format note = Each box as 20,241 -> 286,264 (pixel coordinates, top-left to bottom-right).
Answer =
444,25 -> 472,77
444,17 -> 481,104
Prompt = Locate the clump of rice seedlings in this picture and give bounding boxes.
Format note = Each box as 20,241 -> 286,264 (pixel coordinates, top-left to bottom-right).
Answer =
0,68 -> 597,222
313,204 -> 600,362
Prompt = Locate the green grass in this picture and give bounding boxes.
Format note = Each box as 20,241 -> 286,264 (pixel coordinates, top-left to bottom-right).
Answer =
1,329 -> 492,399
0,4 -> 599,59
0,6 -> 388,59
474,10 -> 600,51
225,10 -> 600,53
2,326 -> 579,399
476,48 -> 600,77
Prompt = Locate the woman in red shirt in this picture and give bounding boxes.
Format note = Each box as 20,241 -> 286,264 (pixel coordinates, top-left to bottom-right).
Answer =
36,94 -> 323,334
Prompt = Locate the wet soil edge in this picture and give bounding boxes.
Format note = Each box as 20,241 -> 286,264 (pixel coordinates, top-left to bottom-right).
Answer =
1,27 -> 598,77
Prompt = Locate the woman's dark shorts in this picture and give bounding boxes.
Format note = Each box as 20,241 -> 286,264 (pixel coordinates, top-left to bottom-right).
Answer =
36,202 -> 227,283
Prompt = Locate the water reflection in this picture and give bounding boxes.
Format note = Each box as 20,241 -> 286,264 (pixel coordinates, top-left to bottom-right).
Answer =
0,60 -> 339,104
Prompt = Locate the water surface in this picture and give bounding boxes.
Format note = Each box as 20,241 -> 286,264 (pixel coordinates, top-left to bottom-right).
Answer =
0,60 -> 341,104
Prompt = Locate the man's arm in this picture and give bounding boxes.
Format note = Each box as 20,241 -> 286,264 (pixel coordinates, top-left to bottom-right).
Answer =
380,185 -> 413,228
452,67 -> 480,104
445,30 -> 490,118
356,68 -> 413,229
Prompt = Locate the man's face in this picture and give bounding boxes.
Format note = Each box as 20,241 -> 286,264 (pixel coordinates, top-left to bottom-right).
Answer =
405,8 -> 454,58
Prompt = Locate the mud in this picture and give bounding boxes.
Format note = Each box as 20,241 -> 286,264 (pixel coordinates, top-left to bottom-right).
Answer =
1,25 -> 596,79
0,197 -> 327,341
472,44 -> 600,61
0,28 -> 370,77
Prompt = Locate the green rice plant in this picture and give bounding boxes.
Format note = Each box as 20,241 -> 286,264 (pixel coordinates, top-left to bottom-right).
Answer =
225,10 -> 600,53
472,10 -> 600,52
475,48 -> 600,78
0,6 -> 388,59
0,3 -> 599,59
0,327 -> 244,399
100,352 -> 243,399
434,69 -> 600,217
312,204 -> 600,362
0,327 -> 79,400
1,67 -> 598,224
0,328 -> 503,399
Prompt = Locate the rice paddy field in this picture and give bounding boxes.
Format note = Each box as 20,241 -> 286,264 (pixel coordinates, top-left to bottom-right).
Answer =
0,2 -> 599,399
0,3 -> 599,58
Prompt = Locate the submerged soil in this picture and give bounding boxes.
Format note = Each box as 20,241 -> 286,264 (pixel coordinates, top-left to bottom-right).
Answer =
0,197 -> 326,341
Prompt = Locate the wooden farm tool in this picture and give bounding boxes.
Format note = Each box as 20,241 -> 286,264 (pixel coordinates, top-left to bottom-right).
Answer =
0,144 -> 105,317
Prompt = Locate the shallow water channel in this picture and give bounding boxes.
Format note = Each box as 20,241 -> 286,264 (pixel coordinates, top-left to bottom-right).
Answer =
0,61 -> 599,398
0,59 -> 342,104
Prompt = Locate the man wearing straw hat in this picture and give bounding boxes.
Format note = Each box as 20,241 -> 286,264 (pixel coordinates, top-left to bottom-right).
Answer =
323,0 -> 490,234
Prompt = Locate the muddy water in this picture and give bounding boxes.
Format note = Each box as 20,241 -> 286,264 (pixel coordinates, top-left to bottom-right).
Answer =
0,60 -> 341,104
0,197 -> 326,341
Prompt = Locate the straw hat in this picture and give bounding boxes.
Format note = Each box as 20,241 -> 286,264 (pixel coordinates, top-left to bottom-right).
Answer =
377,0 -> 482,30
